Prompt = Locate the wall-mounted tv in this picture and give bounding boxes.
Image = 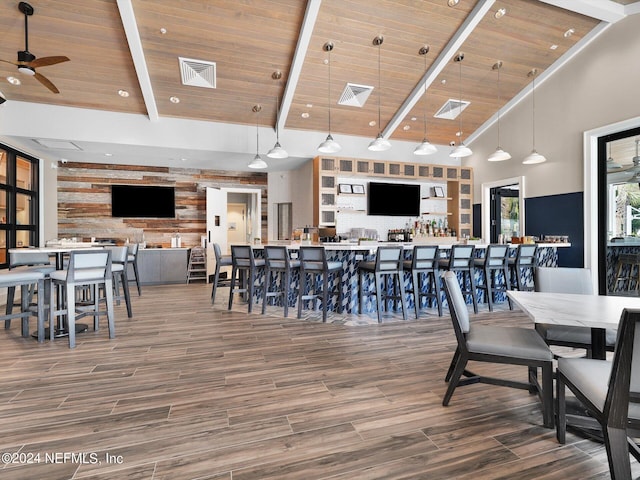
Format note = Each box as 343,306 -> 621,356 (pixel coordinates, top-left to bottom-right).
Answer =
367,182 -> 420,217
111,185 -> 175,218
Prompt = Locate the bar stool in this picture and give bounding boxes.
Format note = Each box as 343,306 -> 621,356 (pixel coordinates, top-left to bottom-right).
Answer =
1,270 -> 47,342
297,246 -> 343,322
473,244 -> 511,311
228,245 -> 265,313
262,245 -> 300,317
127,243 -> 142,296
438,244 -> 478,313
612,253 -> 640,292
358,245 -> 407,323
211,243 -> 232,304
508,244 -> 538,292
106,246 -> 133,318
7,251 -> 55,319
403,245 -> 442,318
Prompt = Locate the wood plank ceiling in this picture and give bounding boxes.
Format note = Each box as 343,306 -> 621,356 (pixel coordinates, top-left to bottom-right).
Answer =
0,0 -> 611,149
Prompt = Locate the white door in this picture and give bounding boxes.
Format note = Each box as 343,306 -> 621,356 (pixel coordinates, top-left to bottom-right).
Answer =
206,187 -> 228,279
227,203 -> 247,245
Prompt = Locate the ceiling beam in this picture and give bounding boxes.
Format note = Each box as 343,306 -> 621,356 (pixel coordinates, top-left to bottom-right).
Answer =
116,0 -> 159,122
538,0 -> 627,23
277,0 -> 322,134
382,0 -> 496,141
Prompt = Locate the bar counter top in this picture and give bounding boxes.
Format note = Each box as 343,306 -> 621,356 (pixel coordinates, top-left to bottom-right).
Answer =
259,241 -> 571,250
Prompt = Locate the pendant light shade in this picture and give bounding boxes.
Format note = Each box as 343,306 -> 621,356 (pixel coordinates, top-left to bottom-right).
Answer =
488,61 -> 511,162
317,42 -> 341,153
522,68 -> 546,165
414,45 -> 436,156
267,91 -> 288,159
449,52 -> 472,158
248,105 -> 267,169
368,35 -> 391,152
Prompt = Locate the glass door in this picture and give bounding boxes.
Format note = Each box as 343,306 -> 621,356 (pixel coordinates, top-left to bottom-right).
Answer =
489,185 -> 520,243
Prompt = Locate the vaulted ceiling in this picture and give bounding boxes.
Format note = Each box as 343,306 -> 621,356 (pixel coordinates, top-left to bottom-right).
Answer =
0,0 -> 637,170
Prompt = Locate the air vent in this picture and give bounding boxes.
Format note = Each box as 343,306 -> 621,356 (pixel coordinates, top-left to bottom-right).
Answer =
179,57 -> 216,88
434,98 -> 470,120
338,83 -> 374,107
33,139 -> 82,150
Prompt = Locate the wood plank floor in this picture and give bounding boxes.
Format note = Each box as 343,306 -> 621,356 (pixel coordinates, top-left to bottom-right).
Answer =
0,283 -> 636,479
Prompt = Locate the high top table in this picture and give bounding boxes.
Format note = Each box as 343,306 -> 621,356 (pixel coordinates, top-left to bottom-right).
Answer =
507,290 -> 640,359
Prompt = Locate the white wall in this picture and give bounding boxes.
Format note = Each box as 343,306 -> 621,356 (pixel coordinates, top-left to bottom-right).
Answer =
466,13 -> 640,202
41,158 -> 58,243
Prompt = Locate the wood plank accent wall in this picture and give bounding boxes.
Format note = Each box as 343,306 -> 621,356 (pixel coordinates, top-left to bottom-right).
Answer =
56,162 -> 267,248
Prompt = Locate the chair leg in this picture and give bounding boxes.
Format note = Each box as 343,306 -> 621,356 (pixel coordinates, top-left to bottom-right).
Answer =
121,270 -> 133,318
604,425 -> 632,479
211,265 -> 221,304
228,266 -> 237,310
468,270 -> 478,314
398,272 -> 407,320
541,363 -> 554,428
5,285 -> 15,329
375,272 -> 383,323
443,352 -> 468,406
445,347 -> 460,382
261,268 -> 271,315
132,261 -> 142,296
321,272 -> 329,322
67,284 -> 77,349
433,271 -> 443,317
297,271 -> 305,319
36,278 -> 45,343
283,269 -> 291,318
247,268 -> 254,314
412,271 -> 420,319
556,375 -> 567,444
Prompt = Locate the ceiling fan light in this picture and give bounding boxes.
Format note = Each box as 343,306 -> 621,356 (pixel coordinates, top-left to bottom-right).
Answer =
17,66 -> 35,76
266,142 -> 288,159
318,134 -> 342,153
414,139 -> 437,155
248,154 -> 267,169
449,143 -> 472,158
522,150 -> 546,164
368,134 -> 391,152
488,147 -> 511,162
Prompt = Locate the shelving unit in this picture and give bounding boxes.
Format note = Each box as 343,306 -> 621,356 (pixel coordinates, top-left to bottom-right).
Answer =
186,247 -> 207,283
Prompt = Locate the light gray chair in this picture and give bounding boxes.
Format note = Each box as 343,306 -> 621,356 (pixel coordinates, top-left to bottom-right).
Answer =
49,250 -> 115,348
556,308 -> 640,480
127,243 -> 142,296
438,244 -> 478,313
262,245 -> 300,317
228,245 -> 265,313
6,250 -> 54,322
211,243 -> 232,305
442,270 -> 554,428
297,246 -> 343,322
106,246 -> 133,318
403,245 -> 442,318
534,266 -> 616,357
1,270 -> 47,342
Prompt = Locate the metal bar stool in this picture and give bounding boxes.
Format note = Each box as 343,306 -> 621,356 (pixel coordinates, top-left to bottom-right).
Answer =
262,245 -> 300,317
403,245 -> 442,318
438,244 -> 478,314
211,243 -> 232,304
106,246 -> 133,318
228,245 -> 265,313
473,244 -> 511,311
127,243 -> 142,296
297,246 -> 343,322
613,253 -> 640,293
508,244 -> 538,292
1,270 -> 47,342
359,245 -> 407,323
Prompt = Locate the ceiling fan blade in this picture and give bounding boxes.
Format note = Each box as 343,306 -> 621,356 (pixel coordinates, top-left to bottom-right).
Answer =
28,55 -> 70,68
0,58 -> 20,67
34,72 -> 60,93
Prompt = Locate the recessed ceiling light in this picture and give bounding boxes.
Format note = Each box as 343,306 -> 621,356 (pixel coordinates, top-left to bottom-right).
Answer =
494,8 -> 506,19
550,44 -> 559,50
301,112 -> 309,118
411,117 -> 417,121
564,28 -> 575,38
104,153 -> 113,157
118,89 -> 129,97
170,96 -> 180,104
369,120 -> 376,127
441,79 -> 447,85
7,76 -> 20,85
447,0 -> 459,6
403,125 -> 411,131
160,27 -> 167,34
306,103 -> 313,108
180,157 -> 187,162
456,131 -> 462,137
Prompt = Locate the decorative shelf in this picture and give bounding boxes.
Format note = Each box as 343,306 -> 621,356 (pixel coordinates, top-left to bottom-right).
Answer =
422,212 -> 452,216
422,197 -> 452,200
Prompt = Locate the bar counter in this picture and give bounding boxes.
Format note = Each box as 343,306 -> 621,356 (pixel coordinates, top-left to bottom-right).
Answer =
253,241 -> 571,315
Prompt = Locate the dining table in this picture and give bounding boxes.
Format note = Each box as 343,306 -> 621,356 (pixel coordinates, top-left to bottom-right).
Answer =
506,290 -> 640,359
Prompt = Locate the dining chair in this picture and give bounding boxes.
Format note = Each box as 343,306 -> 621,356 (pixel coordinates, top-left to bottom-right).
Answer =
358,245 -> 407,323
297,246 -> 344,322
127,243 -> 142,296
0,270 -> 47,342
228,245 -> 265,313
6,250 -> 54,321
106,246 -> 133,318
48,250 -> 115,348
442,271 -> 554,428
556,307 -> 640,480
403,245 -> 442,318
211,243 -> 232,305
472,244 -> 510,311
508,244 -> 537,291
438,244 -> 478,313
262,245 -> 300,317
534,266 -> 616,357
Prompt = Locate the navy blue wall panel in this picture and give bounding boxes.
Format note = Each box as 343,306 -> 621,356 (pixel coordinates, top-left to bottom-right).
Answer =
472,204 -> 481,239
525,192 -> 583,267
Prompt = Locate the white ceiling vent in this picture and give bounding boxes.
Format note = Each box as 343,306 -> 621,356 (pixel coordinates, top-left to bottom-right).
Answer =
179,57 -> 216,88
434,99 -> 470,120
338,83 -> 374,107
32,139 -> 82,150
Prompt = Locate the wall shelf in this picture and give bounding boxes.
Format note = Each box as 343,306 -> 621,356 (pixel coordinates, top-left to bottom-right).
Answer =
422,212 -> 452,216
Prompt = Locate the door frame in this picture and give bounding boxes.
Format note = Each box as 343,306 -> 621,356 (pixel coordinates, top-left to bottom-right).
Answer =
481,176 -> 525,243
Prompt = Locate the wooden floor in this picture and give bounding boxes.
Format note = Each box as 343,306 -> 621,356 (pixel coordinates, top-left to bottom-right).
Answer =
0,283 -> 636,479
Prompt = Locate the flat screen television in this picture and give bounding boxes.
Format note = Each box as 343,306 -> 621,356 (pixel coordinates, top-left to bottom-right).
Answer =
367,182 -> 420,217
111,185 -> 175,218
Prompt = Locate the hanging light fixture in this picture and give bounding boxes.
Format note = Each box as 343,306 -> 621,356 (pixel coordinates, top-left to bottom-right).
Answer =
267,71 -> 288,159
606,140 -> 621,170
414,45 -> 437,156
449,52 -> 472,158
488,61 -> 511,162
248,104 -> 267,169
522,68 -> 546,164
368,35 -> 391,152
317,42 -> 341,153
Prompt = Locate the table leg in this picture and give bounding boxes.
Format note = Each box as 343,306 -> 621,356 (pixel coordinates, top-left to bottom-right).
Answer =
591,327 -> 606,360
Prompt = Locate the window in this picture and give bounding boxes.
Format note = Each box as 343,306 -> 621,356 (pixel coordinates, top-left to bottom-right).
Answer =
0,144 -> 40,267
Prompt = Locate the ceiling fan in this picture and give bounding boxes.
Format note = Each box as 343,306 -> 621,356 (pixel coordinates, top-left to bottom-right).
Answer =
608,139 -> 640,181
0,2 -> 70,94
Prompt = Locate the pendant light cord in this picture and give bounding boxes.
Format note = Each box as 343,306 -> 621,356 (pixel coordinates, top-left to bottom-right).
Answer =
327,46 -> 332,135
377,40 -> 382,133
531,71 -> 537,150
423,53 -> 428,138
256,108 -> 259,154
497,65 -> 501,145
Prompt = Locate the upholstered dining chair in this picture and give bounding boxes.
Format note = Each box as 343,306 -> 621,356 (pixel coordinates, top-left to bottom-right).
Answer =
442,271 -> 554,428
534,266 -> 616,357
556,308 -> 640,480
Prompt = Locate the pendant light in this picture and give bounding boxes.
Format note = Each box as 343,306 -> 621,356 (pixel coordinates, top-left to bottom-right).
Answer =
487,61 -> 511,162
606,141 -> 621,170
414,45 -> 437,156
248,104 -> 267,169
317,42 -> 341,153
267,70 -> 288,159
368,35 -> 391,152
449,52 -> 472,158
522,68 -> 546,164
